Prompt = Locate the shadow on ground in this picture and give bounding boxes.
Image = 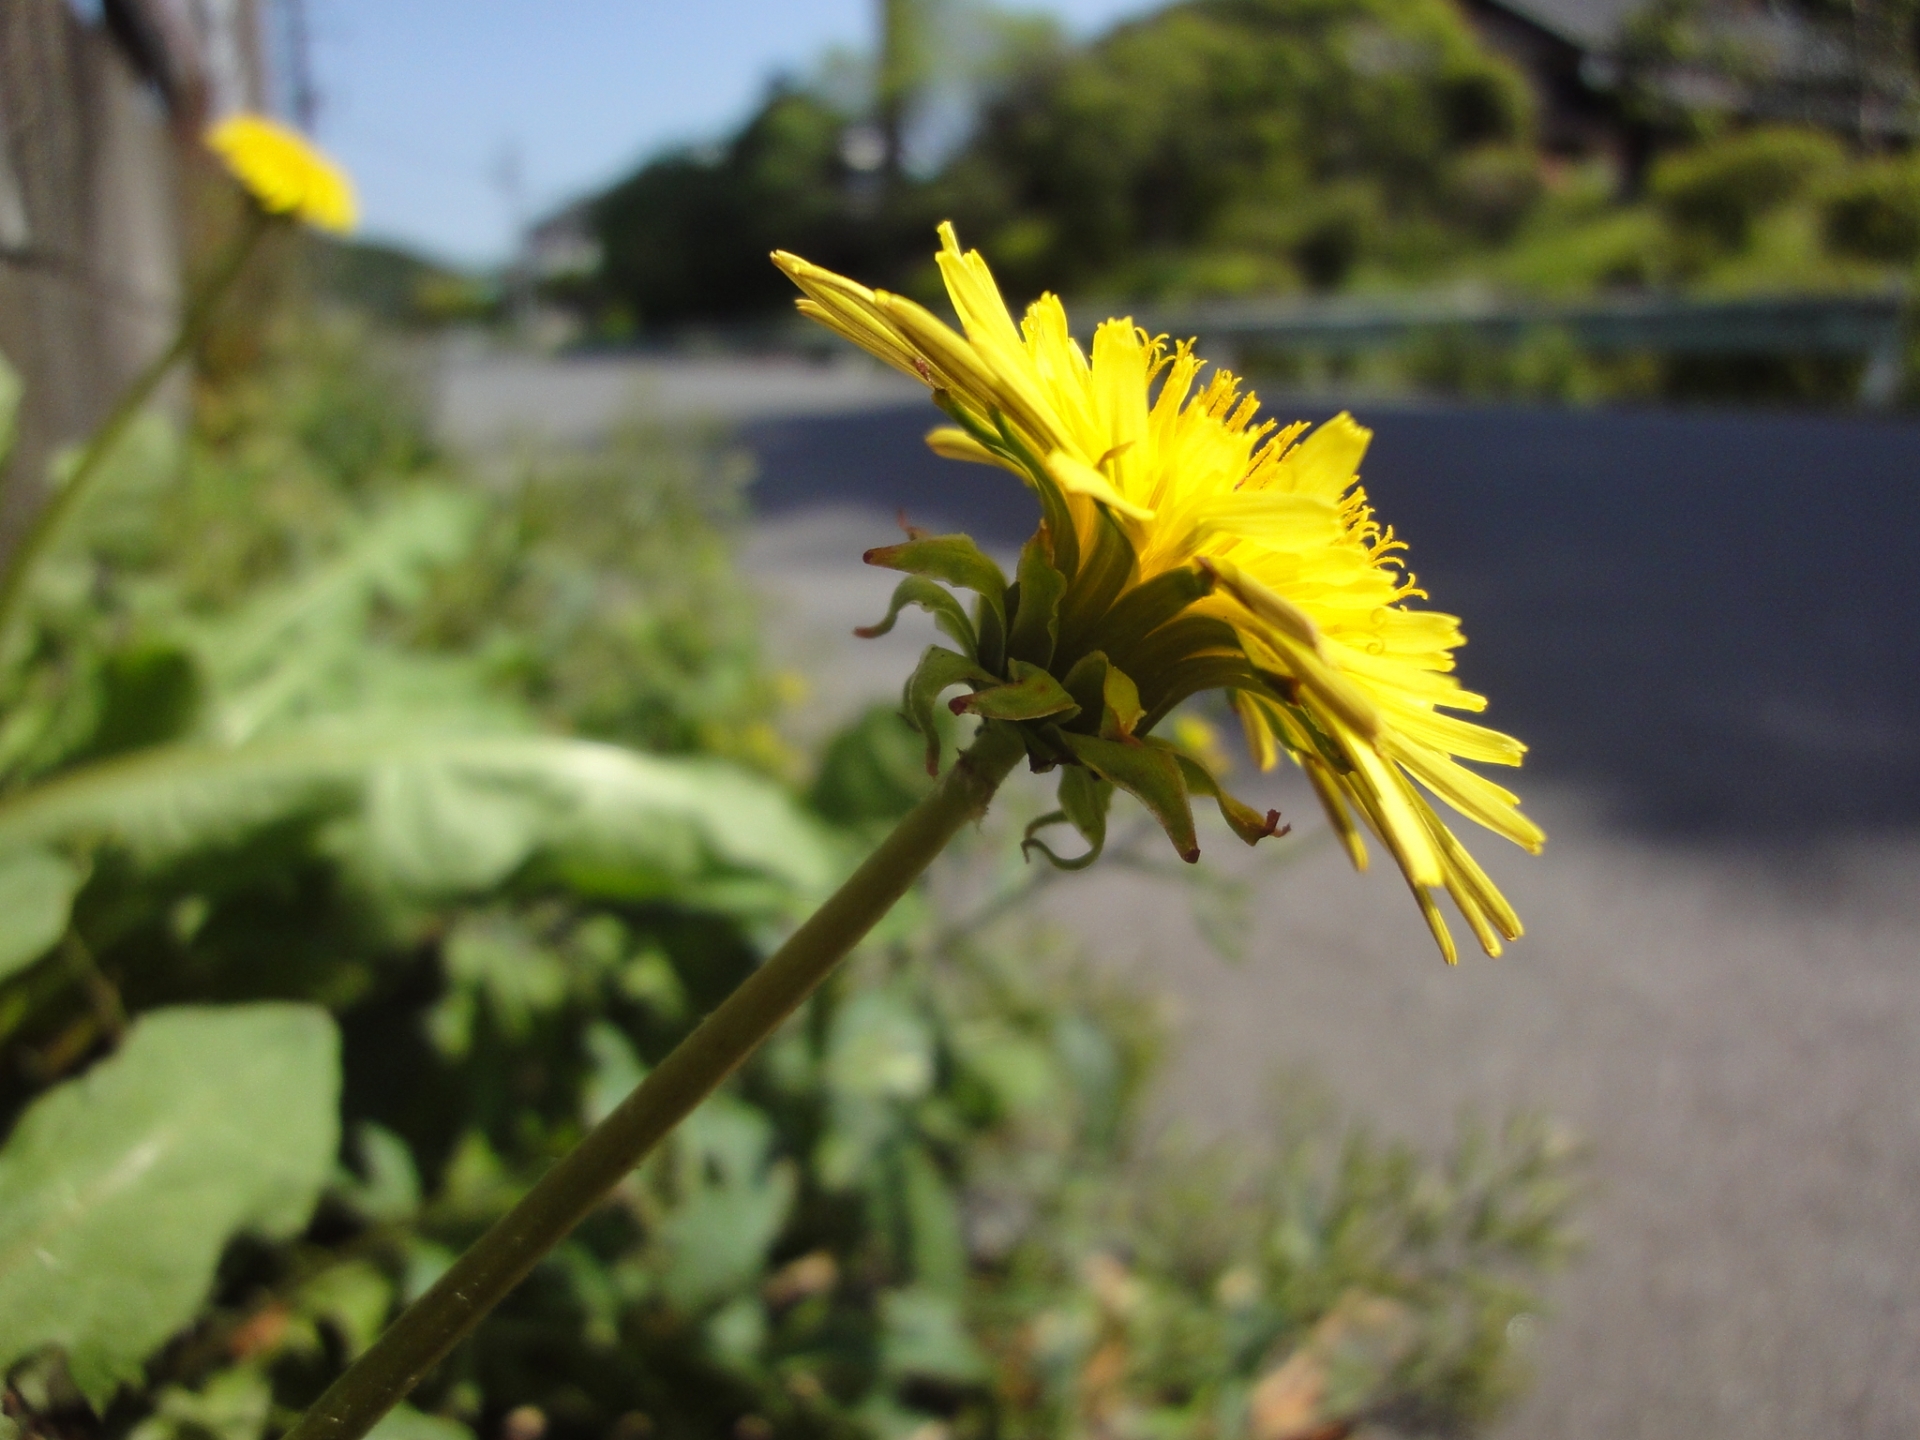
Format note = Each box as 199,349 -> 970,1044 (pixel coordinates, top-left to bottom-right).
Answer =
743,401 -> 1920,841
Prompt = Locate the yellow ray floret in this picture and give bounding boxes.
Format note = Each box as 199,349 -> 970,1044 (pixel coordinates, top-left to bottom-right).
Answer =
772,225 -> 1543,961
206,114 -> 357,233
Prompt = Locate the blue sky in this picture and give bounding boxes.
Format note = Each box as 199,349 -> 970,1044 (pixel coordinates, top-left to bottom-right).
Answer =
306,1 -> 1159,268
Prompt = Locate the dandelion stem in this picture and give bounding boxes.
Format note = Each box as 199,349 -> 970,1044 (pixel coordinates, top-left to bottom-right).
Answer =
279,720 -> 1028,1440
0,207 -> 268,649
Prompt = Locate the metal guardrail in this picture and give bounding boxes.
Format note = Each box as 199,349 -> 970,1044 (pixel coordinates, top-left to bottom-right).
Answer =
1129,290 -> 1911,406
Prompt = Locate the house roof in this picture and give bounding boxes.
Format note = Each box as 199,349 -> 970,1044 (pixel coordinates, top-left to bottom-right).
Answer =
1485,0 -> 1646,49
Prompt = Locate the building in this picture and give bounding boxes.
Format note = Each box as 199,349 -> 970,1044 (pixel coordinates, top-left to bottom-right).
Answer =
1460,0 -> 1646,161
1462,0 -> 1920,159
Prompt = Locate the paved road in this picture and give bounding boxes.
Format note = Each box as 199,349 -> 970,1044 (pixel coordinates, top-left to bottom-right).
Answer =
442,355 -> 1920,1440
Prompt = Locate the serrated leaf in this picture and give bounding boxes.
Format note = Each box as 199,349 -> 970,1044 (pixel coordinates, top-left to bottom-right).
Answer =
854,575 -> 977,656
0,734 -> 834,916
0,848 -> 81,982
951,660 -> 1079,723
1059,733 -> 1199,864
188,488 -> 489,745
0,1004 -> 341,1408
365,757 -> 546,892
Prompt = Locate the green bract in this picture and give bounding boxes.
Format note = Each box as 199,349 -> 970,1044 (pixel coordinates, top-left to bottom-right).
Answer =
863,522 -> 1286,871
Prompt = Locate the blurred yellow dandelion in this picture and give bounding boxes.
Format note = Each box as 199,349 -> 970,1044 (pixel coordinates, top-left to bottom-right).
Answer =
206,114 -> 357,233
773,224 -> 1543,961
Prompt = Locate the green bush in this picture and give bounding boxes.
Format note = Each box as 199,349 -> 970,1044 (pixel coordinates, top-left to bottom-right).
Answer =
1648,126 -> 1845,251
1440,146 -> 1545,243
1822,156 -> 1920,263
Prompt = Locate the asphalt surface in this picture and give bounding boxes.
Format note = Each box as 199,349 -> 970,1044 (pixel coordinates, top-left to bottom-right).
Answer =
441,353 -> 1920,1440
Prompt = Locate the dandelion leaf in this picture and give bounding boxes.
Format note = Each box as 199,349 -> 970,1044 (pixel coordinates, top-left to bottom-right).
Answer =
0,848 -> 82,982
0,1005 -> 340,1410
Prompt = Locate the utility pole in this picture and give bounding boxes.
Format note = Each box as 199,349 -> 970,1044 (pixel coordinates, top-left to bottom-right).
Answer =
875,0 -> 925,186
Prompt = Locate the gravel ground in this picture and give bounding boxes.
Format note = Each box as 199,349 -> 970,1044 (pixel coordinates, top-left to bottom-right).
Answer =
444,352 -> 1920,1440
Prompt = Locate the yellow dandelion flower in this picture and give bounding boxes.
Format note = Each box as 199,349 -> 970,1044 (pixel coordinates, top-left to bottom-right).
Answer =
772,224 -> 1543,961
206,114 -> 357,233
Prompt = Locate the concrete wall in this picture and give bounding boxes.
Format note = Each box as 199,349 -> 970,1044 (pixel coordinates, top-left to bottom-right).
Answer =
0,0 -> 184,535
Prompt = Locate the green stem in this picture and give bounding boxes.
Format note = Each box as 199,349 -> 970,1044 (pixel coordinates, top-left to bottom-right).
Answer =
280,721 -> 1028,1440
0,208 -> 269,649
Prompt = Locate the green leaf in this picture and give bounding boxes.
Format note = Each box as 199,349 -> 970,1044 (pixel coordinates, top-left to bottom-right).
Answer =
340,1122 -> 421,1225
297,1260 -> 394,1358
1021,766 -> 1113,872
367,1405 -> 474,1440
863,534 -> 1009,636
902,648 -> 995,775
1058,650 -> 1111,722
1006,530 -> 1068,668
854,575 -> 977,656
583,1021 -> 646,1125
65,644 -> 203,769
1054,508 -> 1138,655
1059,733 -> 1200,864
808,704 -> 945,826
902,1145 -> 967,1295
1061,765 -> 1115,852
1084,563 -> 1214,660
0,733 -> 834,915
128,1365 -> 272,1440
1099,663 -> 1145,740
365,756 -> 549,893
827,987 -> 935,1103
0,848 -> 81,983
951,660 -> 1080,724
1166,748 -> 1291,847
655,1098 -> 796,1311
974,586 -> 1007,675
879,1288 -> 989,1384
0,1004 -> 341,1408
187,487 -> 489,745
442,914 -> 568,1035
